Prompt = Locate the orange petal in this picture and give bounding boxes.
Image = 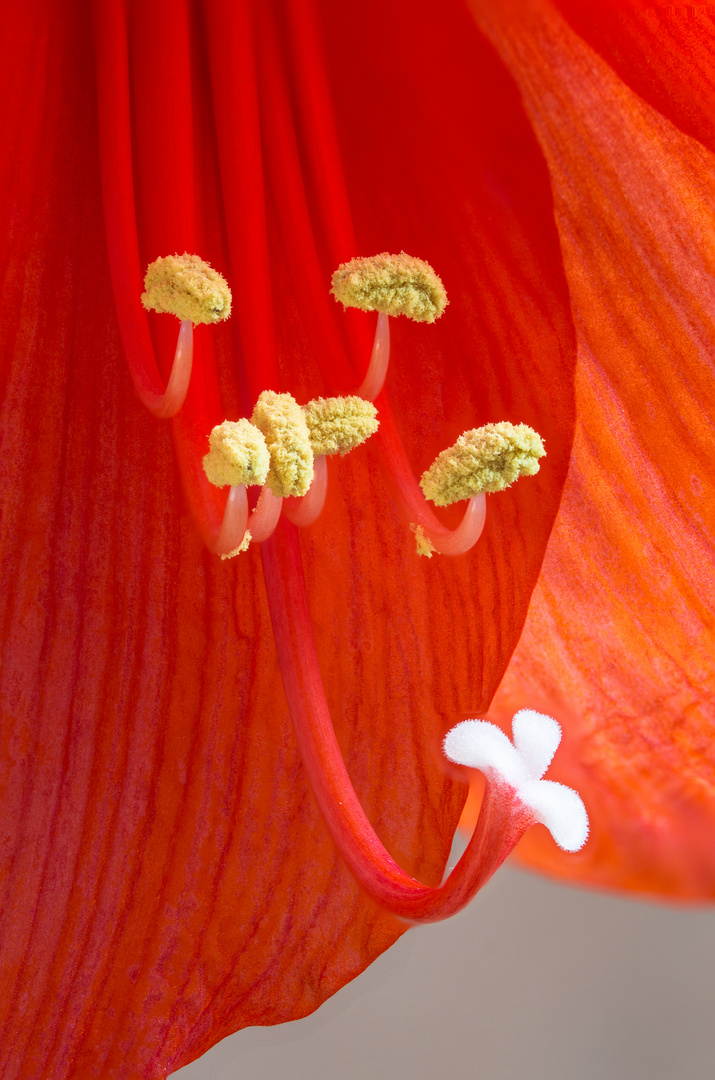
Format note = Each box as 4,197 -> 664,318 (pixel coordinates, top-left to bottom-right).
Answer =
555,0 -> 715,155
471,0 -> 715,897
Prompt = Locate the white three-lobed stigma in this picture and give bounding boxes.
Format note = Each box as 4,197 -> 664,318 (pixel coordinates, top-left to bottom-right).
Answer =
443,709 -> 589,853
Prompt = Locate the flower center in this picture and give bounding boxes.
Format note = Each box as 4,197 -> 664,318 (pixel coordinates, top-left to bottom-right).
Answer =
124,247 -> 585,923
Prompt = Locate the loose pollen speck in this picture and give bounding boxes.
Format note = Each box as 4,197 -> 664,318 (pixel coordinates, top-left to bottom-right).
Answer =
142,253 -> 232,324
330,252 -> 447,323
410,523 -> 437,558
251,390 -> 314,498
203,419 -> 271,488
219,531 -> 252,560
303,396 -> 379,456
420,422 -> 545,506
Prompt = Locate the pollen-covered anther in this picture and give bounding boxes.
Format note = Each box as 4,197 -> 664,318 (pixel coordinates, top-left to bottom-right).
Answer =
331,252 -> 448,323
444,709 -> 589,853
303,396 -> 379,456
251,390 -> 314,498
141,253 -> 232,324
203,419 -> 270,488
420,422 -> 545,506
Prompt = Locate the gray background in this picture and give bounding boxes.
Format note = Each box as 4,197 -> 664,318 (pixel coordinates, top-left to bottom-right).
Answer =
171,853 -> 715,1080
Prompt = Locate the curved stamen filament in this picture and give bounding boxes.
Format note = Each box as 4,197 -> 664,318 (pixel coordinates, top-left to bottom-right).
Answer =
261,520 -> 535,923
209,484 -> 284,557
357,312 -> 390,401
248,487 -> 283,543
94,2 -> 197,422
151,319 -> 194,419
283,455 -> 328,527
379,398 -> 487,555
416,494 -> 486,556
211,483 -> 249,556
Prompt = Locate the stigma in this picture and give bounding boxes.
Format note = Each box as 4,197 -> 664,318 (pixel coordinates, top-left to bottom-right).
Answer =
444,710 -> 589,853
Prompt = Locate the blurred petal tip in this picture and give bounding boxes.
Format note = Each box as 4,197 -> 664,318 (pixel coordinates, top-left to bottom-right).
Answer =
444,710 -> 589,853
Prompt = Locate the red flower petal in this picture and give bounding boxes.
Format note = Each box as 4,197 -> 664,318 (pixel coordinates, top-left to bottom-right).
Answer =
471,0 -> 715,898
0,1 -> 575,1076
555,0 -> 715,155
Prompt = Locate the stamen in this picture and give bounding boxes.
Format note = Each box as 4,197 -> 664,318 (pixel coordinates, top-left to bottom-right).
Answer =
421,422 -> 545,506
444,710 -> 589,853
303,395 -> 379,456
251,390 -> 314,497
331,251 -> 448,323
202,419 -> 271,488
358,310 -> 390,401
283,455 -> 328,528
141,253 -> 232,325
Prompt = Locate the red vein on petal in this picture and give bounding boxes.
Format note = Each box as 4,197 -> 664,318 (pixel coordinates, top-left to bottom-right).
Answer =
94,0 -> 186,418
204,0 -> 280,399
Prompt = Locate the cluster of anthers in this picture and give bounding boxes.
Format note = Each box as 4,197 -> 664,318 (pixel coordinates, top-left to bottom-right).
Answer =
135,249 -> 587,923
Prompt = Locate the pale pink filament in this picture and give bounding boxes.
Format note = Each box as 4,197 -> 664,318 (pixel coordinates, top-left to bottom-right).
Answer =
283,455 -> 328,527
357,311 -> 390,401
379,398 -> 487,556
210,484 -> 283,555
247,487 -> 283,543
419,494 -> 486,555
211,483 -> 249,555
152,318 -> 195,419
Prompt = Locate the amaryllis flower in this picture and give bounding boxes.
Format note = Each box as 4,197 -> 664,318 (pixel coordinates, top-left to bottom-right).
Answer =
0,2 -> 711,1080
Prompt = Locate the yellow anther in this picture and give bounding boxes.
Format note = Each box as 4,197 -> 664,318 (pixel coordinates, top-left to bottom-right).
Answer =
410,523 -> 437,559
330,252 -> 448,323
219,531 -> 252,560
420,422 -> 545,506
251,390 -> 314,498
203,419 -> 270,488
303,396 -> 379,456
142,253 -> 232,324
